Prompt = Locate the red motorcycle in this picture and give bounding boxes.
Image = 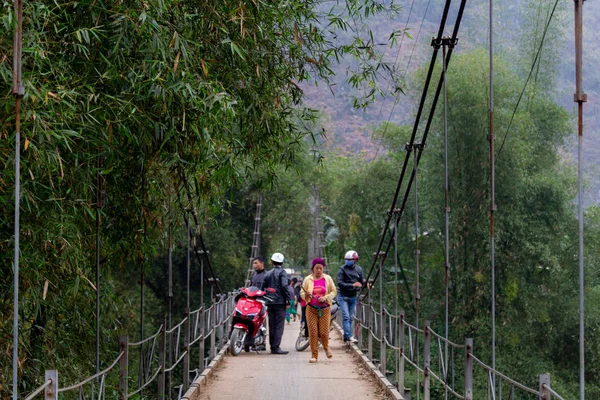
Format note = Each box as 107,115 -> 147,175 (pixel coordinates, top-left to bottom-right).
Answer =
229,286 -> 269,356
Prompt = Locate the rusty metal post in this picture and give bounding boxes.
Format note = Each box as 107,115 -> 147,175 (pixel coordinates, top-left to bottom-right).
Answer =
379,256 -> 386,374
464,339 -> 473,400
398,311 -> 405,396
381,308 -> 387,375
393,215 -> 400,387
199,306 -> 205,370
356,301 -> 363,346
218,300 -> 225,349
200,252 -> 206,369
210,303 -> 217,359
539,374 -> 551,400
11,0 -> 24,397
119,336 -> 129,400
488,0 -> 498,394
158,320 -> 166,398
95,159 -> 101,379
44,370 -> 58,400
183,308 -> 190,392
423,321 -> 431,400
412,143 -> 422,400
441,36 -> 457,400
367,297 -> 373,360
573,2 -> 587,399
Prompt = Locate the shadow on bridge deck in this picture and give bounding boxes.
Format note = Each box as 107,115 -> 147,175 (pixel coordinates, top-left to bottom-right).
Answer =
193,319 -> 392,400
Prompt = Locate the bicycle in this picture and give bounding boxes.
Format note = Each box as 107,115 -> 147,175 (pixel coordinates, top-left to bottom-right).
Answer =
294,302 -> 338,352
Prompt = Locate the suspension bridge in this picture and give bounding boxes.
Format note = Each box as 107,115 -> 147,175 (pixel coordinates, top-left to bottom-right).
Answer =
7,0 -> 590,399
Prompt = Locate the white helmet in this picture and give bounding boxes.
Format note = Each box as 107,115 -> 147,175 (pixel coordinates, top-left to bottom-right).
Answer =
271,252 -> 285,263
344,250 -> 359,260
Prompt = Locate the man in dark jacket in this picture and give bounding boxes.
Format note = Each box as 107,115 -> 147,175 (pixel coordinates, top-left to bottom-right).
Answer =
261,252 -> 290,354
336,250 -> 365,343
250,256 -> 267,288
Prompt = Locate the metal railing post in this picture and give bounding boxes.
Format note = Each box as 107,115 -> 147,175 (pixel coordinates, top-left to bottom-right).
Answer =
210,302 -> 217,359
381,309 -> 387,375
367,299 -> 373,360
200,306 -> 205,369
539,374 -> 550,400
225,294 -> 232,346
158,320 -> 166,398
424,321 -> 431,400
183,308 -> 190,392
399,311 -> 405,395
119,336 -> 128,400
464,338 -> 473,400
357,301 -> 363,345
45,370 -> 58,400
218,299 -> 225,349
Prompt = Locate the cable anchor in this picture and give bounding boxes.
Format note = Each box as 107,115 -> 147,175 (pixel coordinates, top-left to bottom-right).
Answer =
441,37 -> 459,48
431,38 -> 442,49
388,207 -> 403,215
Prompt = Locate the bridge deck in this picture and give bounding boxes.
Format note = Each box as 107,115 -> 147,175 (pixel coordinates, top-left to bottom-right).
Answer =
196,319 -> 390,399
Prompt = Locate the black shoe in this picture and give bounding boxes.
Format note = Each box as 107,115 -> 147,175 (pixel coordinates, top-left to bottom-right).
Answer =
271,348 -> 289,355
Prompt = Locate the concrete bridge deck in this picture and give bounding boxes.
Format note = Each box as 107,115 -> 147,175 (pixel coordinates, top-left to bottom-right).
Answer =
195,318 -> 392,399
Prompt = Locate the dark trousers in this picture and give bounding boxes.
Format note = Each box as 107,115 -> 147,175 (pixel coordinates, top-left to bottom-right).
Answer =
267,304 -> 287,350
301,305 -> 308,337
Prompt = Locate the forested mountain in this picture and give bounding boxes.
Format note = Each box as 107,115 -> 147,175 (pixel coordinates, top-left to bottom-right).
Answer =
301,0 -> 600,204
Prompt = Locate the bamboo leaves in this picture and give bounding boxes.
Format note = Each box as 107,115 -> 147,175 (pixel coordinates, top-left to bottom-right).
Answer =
0,0 -> 404,394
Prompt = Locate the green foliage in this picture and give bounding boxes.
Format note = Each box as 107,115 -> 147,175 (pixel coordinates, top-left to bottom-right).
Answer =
267,47 -> 599,396
0,0 -> 404,395
370,49 -> 597,396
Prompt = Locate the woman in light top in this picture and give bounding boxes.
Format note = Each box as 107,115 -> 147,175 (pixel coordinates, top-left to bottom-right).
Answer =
301,258 -> 337,363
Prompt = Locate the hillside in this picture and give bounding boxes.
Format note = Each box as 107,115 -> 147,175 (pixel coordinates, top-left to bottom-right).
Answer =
301,0 -> 600,204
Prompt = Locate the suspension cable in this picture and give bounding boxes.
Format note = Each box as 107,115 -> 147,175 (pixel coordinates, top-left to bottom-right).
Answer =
442,36 -> 452,400
362,0 -> 454,289
176,169 -> 223,294
372,0 -> 420,159
489,0 -> 497,393
573,1 -> 587,398
95,144 -> 102,377
245,194 -> 263,287
413,144 -> 422,400
362,0 -> 467,293
496,0 -> 560,159
11,0 -> 24,396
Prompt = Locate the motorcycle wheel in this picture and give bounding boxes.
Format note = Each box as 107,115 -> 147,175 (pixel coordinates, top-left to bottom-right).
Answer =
229,327 -> 245,356
295,327 -> 310,352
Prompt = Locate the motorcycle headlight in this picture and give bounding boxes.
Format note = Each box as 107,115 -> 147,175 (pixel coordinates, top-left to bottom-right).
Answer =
246,313 -> 256,320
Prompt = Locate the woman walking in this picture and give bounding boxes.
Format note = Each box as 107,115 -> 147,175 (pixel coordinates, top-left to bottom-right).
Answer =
301,258 -> 337,363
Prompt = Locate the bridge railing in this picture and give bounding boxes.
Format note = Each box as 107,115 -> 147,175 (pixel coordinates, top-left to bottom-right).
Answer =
353,299 -> 565,400
22,293 -> 235,400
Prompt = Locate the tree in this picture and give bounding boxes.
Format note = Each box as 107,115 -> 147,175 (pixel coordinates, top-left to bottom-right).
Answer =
0,0 -> 404,392
403,49 -> 577,394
